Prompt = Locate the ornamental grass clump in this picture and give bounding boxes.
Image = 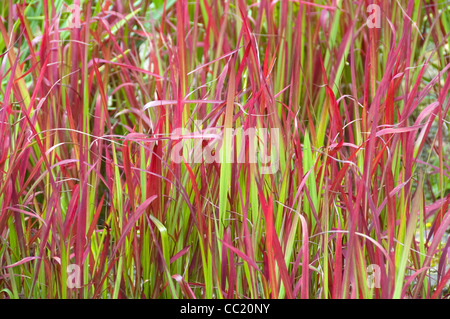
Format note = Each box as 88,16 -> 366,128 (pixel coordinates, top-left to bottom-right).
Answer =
0,0 -> 449,299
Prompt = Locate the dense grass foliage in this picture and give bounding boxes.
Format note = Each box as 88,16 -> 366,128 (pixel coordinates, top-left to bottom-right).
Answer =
0,0 -> 450,299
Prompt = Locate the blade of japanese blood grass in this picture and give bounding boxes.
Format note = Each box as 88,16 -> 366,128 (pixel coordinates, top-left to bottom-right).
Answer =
332,229 -> 343,299
296,212 -> 310,299
393,176 -> 422,299
170,246 -> 191,265
176,0 -> 188,126
3,256 -> 41,269
271,208 -> 294,298
239,167 -> 259,298
188,48 -> 242,75
255,185 -> 277,298
86,195 -> 105,240
5,207 -> 45,225
78,3 -> 93,298
325,86 -> 343,141
255,180 -> 294,299
302,132 -> 318,231
122,142 -> 135,210
220,228 -> 231,296
218,58 -> 236,251
110,137 -> 125,298
147,214 -> 178,299
321,186 -> 330,299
